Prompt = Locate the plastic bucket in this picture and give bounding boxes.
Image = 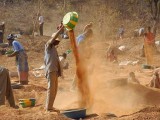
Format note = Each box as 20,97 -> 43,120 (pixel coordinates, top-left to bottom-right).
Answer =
61,108 -> 86,119
19,98 -> 36,108
63,12 -> 78,30
142,64 -> 153,69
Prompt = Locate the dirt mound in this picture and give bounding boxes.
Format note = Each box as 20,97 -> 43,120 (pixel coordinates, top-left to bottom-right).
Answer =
22,84 -> 47,92
91,77 -> 160,116
93,107 -> 160,120
114,78 -> 160,105
0,106 -> 69,120
117,107 -> 160,120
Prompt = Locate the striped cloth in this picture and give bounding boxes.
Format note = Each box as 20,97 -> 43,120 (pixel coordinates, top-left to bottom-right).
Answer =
16,50 -> 29,72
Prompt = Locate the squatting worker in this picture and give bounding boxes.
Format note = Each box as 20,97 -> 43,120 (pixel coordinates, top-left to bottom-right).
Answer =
44,25 -> 64,112
144,26 -> 155,65
6,34 -> 29,85
0,66 -> 15,108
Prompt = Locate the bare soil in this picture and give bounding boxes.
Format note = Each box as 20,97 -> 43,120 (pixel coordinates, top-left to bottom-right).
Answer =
0,34 -> 160,120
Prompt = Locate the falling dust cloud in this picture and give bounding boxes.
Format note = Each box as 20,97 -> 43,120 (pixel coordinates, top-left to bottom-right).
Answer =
68,30 -> 93,109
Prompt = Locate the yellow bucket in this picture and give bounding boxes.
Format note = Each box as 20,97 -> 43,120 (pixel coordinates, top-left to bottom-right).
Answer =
63,12 -> 78,31
19,98 -> 36,108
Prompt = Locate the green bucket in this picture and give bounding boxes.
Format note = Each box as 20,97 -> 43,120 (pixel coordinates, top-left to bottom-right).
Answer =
63,12 -> 78,30
142,64 -> 153,69
19,98 -> 36,108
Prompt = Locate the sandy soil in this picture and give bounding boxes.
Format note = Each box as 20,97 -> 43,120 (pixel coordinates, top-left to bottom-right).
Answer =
0,35 -> 160,120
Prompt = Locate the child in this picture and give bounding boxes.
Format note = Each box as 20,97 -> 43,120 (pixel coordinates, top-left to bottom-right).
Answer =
107,45 -> 117,62
59,53 -> 68,69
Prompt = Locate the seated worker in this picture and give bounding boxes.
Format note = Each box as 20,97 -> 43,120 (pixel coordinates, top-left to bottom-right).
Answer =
127,72 -> 140,84
106,45 -> 117,62
76,28 -> 93,46
59,53 -> 69,69
134,27 -> 144,37
139,27 -> 144,36
0,66 -> 15,108
148,70 -> 160,88
6,34 -> 29,85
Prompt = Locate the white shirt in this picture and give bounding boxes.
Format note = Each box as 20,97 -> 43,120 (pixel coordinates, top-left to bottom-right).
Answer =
59,56 -> 65,74
119,27 -> 124,34
59,56 -> 64,62
39,16 -> 44,24
139,28 -> 144,36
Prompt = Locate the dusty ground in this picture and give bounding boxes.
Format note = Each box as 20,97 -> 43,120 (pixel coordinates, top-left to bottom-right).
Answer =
0,34 -> 160,120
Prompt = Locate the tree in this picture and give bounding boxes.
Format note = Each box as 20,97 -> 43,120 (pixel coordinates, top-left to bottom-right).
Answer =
147,0 -> 160,35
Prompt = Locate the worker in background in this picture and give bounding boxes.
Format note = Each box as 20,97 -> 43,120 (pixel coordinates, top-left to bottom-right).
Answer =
139,27 -> 144,36
127,72 -> 140,84
144,26 -> 155,66
3,0 -> 13,6
59,53 -> 69,70
39,14 -> 44,36
0,22 -> 5,43
118,25 -> 125,40
147,68 -> 160,88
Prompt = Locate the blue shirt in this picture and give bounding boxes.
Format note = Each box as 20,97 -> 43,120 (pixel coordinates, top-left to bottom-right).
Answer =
76,34 -> 85,45
12,40 -> 24,52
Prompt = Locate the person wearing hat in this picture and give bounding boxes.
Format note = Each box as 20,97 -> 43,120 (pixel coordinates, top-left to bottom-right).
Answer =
6,34 -> 29,85
59,52 -> 68,69
106,44 -> 117,62
44,25 -> 64,112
